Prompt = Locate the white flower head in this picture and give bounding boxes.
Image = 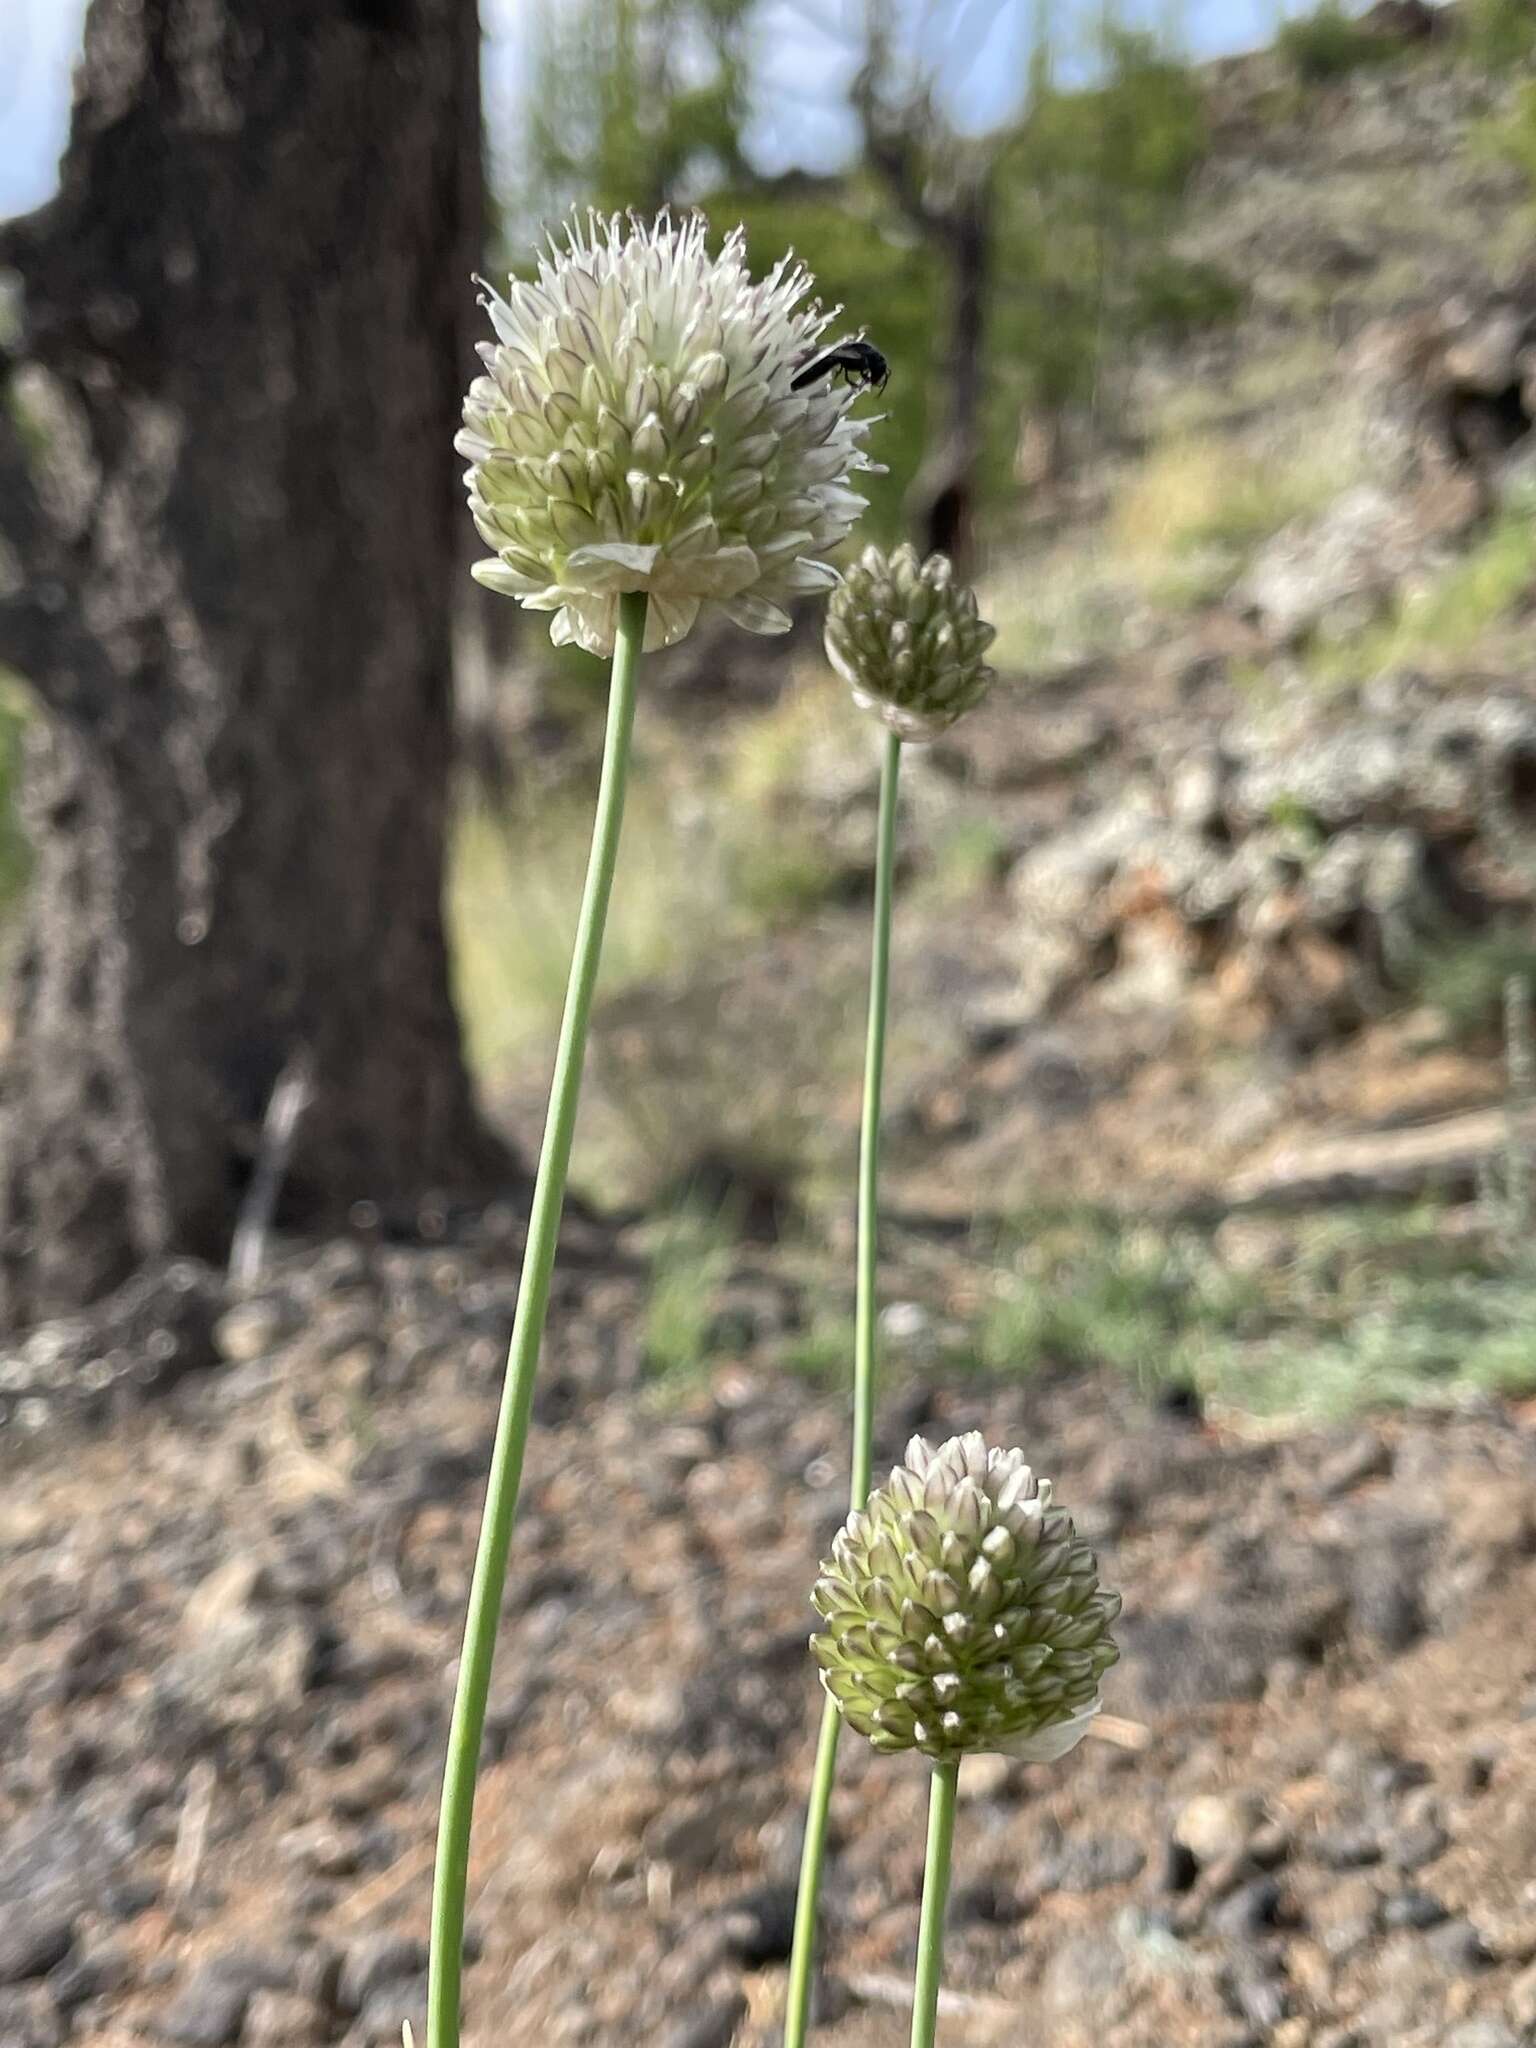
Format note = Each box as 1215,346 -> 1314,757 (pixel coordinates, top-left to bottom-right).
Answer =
458,210 -> 883,657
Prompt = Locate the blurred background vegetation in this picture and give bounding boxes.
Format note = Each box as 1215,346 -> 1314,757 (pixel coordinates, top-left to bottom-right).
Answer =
8,0 -> 1536,1421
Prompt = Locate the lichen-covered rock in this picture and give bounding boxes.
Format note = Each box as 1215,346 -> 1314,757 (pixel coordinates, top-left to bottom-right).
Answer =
1230,485 -> 1433,646
1008,686 -> 1536,1033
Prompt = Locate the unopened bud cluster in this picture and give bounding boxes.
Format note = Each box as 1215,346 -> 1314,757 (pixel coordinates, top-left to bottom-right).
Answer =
811,1434 -> 1120,1762
824,544 -> 996,740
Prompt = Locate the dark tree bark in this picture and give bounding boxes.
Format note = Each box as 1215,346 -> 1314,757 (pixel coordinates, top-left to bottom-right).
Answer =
0,0 -> 516,1328
903,175 -> 992,571
850,29 -> 993,576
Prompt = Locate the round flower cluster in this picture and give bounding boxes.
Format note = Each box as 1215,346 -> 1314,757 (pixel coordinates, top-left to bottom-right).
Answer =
458,211 -> 882,657
824,543 -> 996,739
812,1433 -> 1120,1762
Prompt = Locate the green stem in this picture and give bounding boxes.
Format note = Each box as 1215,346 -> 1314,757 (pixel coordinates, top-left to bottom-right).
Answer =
780,1696 -> 842,2047
427,590 -> 648,2048
853,726 -> 901,1508
910,1759 -> 960,2048
782,727 -> 902,2048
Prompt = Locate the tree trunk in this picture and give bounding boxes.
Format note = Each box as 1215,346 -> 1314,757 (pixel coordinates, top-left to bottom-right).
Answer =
0,0 -> 516,1329
896,173 -> 993,578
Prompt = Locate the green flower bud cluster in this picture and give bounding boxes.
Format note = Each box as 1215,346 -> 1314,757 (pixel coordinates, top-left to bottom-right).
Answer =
824,544 -> 996,740
811,1433 -> 1120,1762
458,211 -> 880,658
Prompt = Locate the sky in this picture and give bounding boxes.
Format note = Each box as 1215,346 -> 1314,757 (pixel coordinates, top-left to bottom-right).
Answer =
3,0 -> 1282,223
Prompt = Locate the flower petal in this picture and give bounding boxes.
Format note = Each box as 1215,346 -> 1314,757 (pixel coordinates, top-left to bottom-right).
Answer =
665,543 -> 760,600
564,541 -> 663,589
721,592 -> 794,635
471,557 -> 544,598
995,1699 -> 1102,1763
646,596 -> 701,649
780,556 -> 841,595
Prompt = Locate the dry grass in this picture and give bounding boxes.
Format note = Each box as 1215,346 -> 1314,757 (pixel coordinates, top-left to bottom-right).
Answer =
1112,424 -> 1353,573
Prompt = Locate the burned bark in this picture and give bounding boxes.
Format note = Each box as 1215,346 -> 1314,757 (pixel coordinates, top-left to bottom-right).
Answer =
0,0 -> 516,1328
850,31 -> 992,575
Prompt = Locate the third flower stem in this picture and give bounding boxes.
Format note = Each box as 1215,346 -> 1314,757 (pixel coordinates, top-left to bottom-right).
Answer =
911,1758 -> 960,2048
427,589 -> 648,2048
782,725 -> 903,2048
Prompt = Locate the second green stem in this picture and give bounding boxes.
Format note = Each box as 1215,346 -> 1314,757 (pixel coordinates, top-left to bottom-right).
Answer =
910,1759 -> 960,2048
782,726 -> 902,2048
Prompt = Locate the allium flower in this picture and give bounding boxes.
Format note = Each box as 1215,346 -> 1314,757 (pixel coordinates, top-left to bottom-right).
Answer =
825,544 -> 996,740
811,1433 -> 1120,1762
458,211 -> 882,657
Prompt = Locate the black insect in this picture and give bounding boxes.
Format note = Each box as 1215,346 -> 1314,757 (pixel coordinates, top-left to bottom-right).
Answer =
791,335 -> 889,396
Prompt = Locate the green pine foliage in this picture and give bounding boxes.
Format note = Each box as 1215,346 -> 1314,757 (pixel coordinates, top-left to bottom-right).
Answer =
987,28 -> 1235,481
1276,1 -> 1401,82
1459,0 -> 1536,66
503,6 -> 1237,544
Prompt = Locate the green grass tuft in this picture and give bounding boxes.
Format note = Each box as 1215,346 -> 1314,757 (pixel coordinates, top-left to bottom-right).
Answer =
641,1201 -> 739,1384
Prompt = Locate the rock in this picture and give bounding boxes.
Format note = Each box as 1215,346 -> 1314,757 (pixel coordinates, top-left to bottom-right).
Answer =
1036,1831 -> 1146,1893
1248,1820 -> 1292,1868
1388,1819 -> 1449,1872
1226,1958 -> 1287,2029
0,1988 -> 62,2048
1509,1956 -> 1536,2028
1313,1825 -> 1382,1870
349,1977 -> 428,2048
661,1990 -> 749,2048
610,1680 -> 690,1742
645,1789 -> 764,1875
1210,1876 -> 1285,1940
1175,1793 -> 1261,1867
1318,1875 -> 1379,1960
281,1823 -> 363,1878
0,1905 -> 74,1985
1316,1434 -> 1392,1497
1443,308 -> 1527,393
1380,1888 -> 1449,1930
46,1942 -> 129,2010
245,1990 -> 327,2045
1440,2025 -> 1520,2048
213,1299 -> 295,1365
1231,486 -> 1425,646
949,1876 -> 1028,1927
1120,1609 -> 1286,1710
1041,1930 -> 1129,2022
154,1967 -> 250,2046
1348,1532 -> 1428,1652
1423,1918 -> 1493,1972
293,1945 -> 344,2015
1009,681 -> 1536,1050
153,1560 -> 318,1734
337,1935 -> 428,2017
957,1754 -> 1012,1804
0,1257 -> 222,1427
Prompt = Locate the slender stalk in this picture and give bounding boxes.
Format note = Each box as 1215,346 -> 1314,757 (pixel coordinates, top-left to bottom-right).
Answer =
853,726 -> 902,1507
782,727 -> 902,2048
781,1696 -> 842,2045
910,1759 -> 960,2048
427,590 -> 648,2048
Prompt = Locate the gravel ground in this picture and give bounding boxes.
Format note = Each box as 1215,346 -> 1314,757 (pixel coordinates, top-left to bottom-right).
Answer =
2,1222 -> 1535,2048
